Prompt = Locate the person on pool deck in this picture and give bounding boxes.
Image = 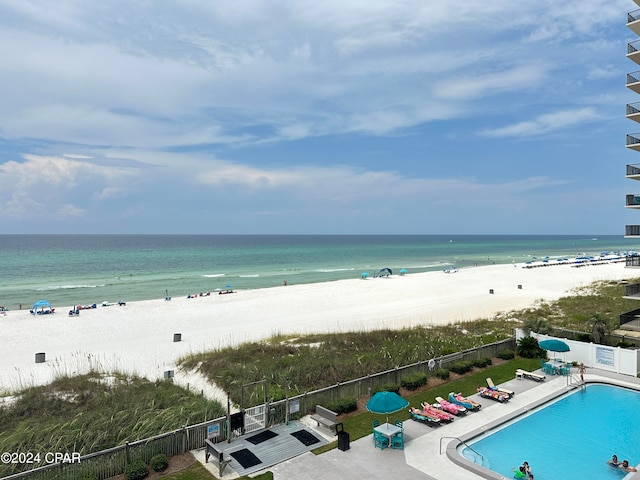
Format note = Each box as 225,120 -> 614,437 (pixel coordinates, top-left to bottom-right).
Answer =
620,460 -> 637,472
608,454 -> 620,467
578,362 -> 586,382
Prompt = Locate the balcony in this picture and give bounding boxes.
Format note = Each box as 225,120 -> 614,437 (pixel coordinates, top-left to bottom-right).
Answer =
627,163 -> 640,180
620,307 -> 640,330
626,194 -> 640,208
627,255 -> 640,267
625,225 -> 640,238
628,102 -> 640,123
627,71 -> 640,94
630,40 -> 640,65
629,9 -> 640,36
625,283 -> 640,298
627,133 -> 640,151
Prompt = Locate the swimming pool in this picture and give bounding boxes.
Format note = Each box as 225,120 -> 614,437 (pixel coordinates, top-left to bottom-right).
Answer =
460,384 -> 640,479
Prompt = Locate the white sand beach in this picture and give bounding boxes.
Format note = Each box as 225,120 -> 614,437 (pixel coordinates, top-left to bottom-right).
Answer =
0,261 -> 633,399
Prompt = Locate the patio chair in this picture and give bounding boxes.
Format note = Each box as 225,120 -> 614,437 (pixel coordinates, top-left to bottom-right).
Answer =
391,431 -> 404,450
372,420 -> 380,445
543,363 -> 556,375
374,431 -> 389,450
394,420 -> 403,429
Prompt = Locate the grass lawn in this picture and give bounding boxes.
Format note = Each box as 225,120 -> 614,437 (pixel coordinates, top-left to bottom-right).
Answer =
158,462 -> 273,480
311,357 -> 541,454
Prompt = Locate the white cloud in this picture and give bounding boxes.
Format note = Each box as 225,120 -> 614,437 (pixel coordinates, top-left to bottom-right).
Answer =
479,107 -> 601,138
0,0 -> 627,149
55,203 -> 85,218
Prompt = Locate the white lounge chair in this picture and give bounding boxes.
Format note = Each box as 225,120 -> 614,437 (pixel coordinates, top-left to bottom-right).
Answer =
515,369 -> 545,382
486,377 -> 515,396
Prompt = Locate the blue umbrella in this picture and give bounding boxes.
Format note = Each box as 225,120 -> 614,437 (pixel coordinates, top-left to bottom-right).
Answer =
539,339 -> 570,362
399,268 -> 408,275
539,339 -> 570,353
366,391 -> 409,423
361,272 -> 369,279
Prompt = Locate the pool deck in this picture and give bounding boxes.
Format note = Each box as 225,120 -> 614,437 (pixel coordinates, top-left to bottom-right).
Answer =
196,368 -> 640,479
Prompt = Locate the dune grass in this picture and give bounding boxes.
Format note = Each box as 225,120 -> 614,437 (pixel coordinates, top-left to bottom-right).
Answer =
507,278 -> 639,332
0,371 -> 225,477
179,320 -> 519,403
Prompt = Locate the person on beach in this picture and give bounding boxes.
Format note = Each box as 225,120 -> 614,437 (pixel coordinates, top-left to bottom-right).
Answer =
578,363 -> 586,382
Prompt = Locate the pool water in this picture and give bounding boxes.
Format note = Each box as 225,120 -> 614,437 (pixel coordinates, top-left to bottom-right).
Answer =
462,384 -> 640,479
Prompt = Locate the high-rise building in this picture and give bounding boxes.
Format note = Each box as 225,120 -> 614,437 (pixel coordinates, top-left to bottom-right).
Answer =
623,2 -> 640,316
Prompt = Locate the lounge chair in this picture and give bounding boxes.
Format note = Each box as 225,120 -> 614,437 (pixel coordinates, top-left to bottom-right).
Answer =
476,386 -> 509,402
515,368 -> 545,382
486,377 -> 515,397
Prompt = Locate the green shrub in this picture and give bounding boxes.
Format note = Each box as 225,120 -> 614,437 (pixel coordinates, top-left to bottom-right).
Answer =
400,373 -> 428,391
449,361 -> 473,375
125,458 -> 148,480
575,333 -> 591,342
435,368 -> 450,380
497,349 -> 515,360
377,383 -> 400,394
472,357 -> 492,368
149,453 -> 168,472
326,397 -> 357,415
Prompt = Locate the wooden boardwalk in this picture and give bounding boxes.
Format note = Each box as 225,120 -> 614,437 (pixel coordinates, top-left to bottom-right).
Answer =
213,422 -> 330,476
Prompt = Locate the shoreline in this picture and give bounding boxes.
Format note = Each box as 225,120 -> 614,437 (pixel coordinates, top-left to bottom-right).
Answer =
0,261 -> 633,398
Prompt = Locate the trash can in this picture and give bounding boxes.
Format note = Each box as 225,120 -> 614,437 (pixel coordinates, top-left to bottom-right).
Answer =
336,422 -> 350,451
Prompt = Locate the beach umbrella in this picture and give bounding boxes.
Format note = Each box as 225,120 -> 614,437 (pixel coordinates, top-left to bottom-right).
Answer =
399,268 -> 408,275
366,391 -> 409,423
539,339 -> 570,361
361,272 -> 369,279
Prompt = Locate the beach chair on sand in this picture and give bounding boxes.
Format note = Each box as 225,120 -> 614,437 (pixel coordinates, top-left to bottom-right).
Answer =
515,369 -> 545,382
486,378 -> 515,397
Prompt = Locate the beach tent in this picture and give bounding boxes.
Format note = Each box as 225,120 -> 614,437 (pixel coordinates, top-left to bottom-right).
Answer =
379,267 -> 392,277
31,300 -> 52,314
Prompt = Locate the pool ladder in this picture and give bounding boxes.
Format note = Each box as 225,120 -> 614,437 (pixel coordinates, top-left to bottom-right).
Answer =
439,436 -> 487,465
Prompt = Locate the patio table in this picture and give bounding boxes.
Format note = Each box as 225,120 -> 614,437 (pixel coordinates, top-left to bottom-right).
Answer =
374,423 -> 402,439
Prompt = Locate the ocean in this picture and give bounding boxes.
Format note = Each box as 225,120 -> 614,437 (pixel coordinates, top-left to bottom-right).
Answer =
0,234 -> 637,310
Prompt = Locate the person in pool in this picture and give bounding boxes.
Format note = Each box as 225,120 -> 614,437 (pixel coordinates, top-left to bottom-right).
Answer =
620,460 -> 638,472
608,454 -> 620,467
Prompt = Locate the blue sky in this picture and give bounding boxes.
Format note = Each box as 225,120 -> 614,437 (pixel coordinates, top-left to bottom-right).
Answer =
0,0 -> 636,234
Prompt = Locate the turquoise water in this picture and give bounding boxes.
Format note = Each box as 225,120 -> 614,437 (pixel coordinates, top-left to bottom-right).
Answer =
0,234 -> 637,309
463,384 -> 640,479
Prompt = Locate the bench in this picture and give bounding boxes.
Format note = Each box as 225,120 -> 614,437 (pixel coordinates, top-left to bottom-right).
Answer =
204,439 -> 232,477
310,405 -> 338,434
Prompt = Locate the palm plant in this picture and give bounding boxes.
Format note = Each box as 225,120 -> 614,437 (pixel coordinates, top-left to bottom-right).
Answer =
516,336 -> 543,359
586,314 -> 611,345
